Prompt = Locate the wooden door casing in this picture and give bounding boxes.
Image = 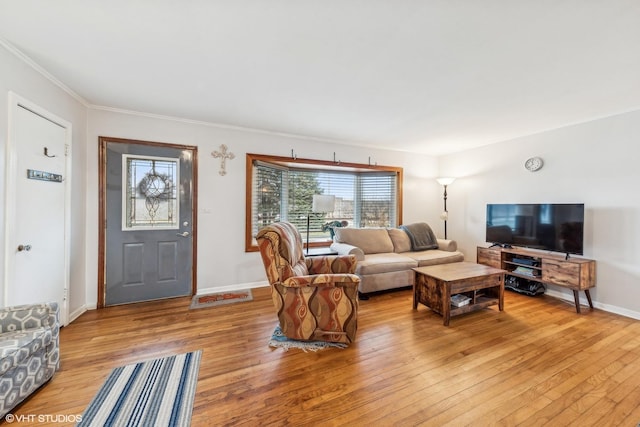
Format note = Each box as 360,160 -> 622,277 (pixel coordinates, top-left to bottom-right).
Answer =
98,137 -> 198,308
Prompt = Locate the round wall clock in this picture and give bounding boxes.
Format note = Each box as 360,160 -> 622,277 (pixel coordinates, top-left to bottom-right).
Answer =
524,156 -> 544,172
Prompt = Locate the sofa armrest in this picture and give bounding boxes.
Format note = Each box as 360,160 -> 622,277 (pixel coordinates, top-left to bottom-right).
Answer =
437,239 -> 458,252
282,274 -> 360,288
330,242 -> 365,261
0,302 -> 59,333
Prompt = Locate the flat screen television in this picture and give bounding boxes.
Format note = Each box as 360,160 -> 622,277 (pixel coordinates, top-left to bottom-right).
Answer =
486,203 -> 585,255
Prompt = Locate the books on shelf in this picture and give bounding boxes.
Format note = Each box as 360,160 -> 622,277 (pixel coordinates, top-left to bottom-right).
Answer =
451,294 -> 471,307
513,266 -> 537,276
512,257 -> 539,266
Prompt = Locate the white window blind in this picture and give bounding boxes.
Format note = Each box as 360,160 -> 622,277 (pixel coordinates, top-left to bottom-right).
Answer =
252,160 -> 399,242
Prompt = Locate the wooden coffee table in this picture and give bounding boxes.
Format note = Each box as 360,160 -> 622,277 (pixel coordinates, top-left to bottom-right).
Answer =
413,262 -> 505,326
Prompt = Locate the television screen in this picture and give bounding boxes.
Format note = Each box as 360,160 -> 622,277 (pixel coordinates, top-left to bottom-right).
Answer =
486,203 -> 584,255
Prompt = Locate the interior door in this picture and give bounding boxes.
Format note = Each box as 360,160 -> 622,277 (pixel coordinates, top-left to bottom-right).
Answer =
100,138 -> 197,306
4,94 -> 70,325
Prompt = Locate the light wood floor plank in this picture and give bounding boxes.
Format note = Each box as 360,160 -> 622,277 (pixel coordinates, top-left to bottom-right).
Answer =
9,286 -> 640,426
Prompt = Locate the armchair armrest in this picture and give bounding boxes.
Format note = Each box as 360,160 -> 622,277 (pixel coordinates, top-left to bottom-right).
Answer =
283,274 -> 360,288
0,302 -> 59,333
330,242 -> 365,261
305,254 -> 358,274
437,239 -> 458,252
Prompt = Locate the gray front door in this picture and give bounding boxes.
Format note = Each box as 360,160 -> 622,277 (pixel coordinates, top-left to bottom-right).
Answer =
100,137 -> 197,306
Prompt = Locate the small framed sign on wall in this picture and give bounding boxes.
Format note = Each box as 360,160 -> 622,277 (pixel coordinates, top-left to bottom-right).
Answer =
27,169 -> 63,182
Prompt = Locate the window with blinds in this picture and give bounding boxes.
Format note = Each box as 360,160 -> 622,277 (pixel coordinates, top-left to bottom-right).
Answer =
247,154 -> 403,251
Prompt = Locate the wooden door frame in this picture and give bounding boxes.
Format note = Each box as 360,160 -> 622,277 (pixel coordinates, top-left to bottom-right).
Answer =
97,136 -> 198,308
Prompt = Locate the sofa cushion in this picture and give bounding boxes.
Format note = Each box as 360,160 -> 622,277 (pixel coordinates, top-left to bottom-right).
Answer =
356,253 -> 418,275
334,228 -> 394,254
0,327 -> 51,376
406,250 -> 465,267
387,228 -> 412,253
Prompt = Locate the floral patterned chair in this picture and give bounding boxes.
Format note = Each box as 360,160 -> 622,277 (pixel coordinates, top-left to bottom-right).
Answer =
256,221 -> 360,344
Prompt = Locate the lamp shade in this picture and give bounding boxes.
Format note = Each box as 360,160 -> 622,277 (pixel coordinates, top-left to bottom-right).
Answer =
436,177 -> 456,186
312,195 -> 335,213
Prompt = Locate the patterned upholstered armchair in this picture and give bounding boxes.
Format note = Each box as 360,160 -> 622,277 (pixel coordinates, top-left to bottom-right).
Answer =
256,221 -> 360,344
0,302 -> 60,417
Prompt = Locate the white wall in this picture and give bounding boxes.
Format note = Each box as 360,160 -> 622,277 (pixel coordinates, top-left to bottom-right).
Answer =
2,41 -> 440,314
439,110 -> 640,318
0,43 -> 88,314
6,40 -> 639,319
86,109 -> 439,306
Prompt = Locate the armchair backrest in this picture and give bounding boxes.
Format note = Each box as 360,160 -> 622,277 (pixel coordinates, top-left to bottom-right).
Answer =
256,222 -> 309,284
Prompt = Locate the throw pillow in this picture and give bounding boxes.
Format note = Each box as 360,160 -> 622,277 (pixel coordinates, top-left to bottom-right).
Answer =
387,228 -> 412,253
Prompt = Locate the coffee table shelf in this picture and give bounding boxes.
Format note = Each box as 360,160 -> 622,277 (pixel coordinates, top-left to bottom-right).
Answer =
450,295 -> 497,315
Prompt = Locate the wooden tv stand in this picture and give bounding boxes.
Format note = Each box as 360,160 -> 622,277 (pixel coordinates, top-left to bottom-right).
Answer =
477,246 -> 596,313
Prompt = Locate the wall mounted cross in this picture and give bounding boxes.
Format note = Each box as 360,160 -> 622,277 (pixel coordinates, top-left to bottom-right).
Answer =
211,144 -> 235,176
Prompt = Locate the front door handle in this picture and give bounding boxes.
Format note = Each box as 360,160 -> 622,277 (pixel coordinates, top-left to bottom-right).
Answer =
18,244 -> 32,252
177,232 -> 190,237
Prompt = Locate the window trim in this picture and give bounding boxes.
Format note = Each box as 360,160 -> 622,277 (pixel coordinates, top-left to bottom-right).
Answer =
245,153 -> 403,252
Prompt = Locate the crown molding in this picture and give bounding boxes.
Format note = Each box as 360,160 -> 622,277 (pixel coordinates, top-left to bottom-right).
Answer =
89,104 -> 376,148
0,37 -> 89,108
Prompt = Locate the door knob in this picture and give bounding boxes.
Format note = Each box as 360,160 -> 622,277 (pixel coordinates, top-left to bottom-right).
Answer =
17,244 -> 32,252
176,232 -> 190,237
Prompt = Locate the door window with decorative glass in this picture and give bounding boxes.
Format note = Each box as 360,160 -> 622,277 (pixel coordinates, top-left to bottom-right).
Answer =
122,154 -> 179,230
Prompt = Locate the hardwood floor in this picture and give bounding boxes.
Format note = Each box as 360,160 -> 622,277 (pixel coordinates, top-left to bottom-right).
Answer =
10,287 -> 640,426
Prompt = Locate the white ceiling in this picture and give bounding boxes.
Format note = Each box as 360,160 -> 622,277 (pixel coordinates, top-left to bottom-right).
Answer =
1,1 -> 640,155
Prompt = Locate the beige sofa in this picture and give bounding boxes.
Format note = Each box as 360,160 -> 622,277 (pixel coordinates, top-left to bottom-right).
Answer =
330,225 -> 464,297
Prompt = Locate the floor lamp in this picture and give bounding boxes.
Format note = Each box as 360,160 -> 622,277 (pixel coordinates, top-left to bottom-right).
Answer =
436,177 -> 455,239
307,194 -> 335,255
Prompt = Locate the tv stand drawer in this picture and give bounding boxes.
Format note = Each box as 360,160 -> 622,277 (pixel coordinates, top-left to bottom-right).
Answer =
477,247 -> 501,269
542,259 -> 595,290
542,259 -> 579,287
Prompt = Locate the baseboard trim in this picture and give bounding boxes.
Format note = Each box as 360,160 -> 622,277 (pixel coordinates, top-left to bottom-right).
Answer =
195,281 -> 269,296
544,288 -> 640,320
78,282 -> 269,318
68,305 -> 90,323
71,283 -> 640,323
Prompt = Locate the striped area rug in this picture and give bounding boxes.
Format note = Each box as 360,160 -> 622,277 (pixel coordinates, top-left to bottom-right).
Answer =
78,350 -> 202,427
